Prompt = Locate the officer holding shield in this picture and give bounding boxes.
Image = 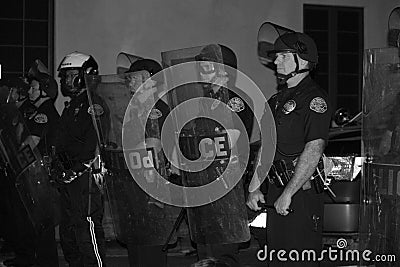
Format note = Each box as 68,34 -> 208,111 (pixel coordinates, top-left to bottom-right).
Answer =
177,44 -> 251,267
124,58 -> 171,267
2,64 -> 60,267
56,52 -> 106,267
247,29 -> 332,266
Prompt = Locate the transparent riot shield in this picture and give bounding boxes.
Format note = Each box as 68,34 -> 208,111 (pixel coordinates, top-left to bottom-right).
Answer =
360,47 -> 400,264
85,71 -> 178,246
0,103 -> 59,235
161,44 -> 250,244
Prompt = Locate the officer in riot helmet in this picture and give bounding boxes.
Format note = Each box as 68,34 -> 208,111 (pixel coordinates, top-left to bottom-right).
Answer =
247,30 -> 332,266
124,58 -> 172,267
58,52 -> 99,98
1,61 -> 60,267
56,51 -> 106,267
170,44 -> 253,267
195,44 -> 257,150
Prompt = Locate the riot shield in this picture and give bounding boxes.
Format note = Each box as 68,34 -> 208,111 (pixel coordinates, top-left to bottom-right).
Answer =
360,47 -> 400,264
161,44 -> 250,244
85,71 -> 179,246
0,103 -> 59,235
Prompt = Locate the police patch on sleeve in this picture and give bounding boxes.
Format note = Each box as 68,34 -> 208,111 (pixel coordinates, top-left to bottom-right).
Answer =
149,108 -> 162,119
309,97 -> 327,113
87,104 -> 104,116
34,113 -> 48,124
227,97 -> 245,112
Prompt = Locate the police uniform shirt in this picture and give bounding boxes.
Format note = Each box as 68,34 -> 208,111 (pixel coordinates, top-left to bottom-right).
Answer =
268,75 -> 332,161
228,89 -> 254,140
19,99 -> 60,155
57,93 -> 99,172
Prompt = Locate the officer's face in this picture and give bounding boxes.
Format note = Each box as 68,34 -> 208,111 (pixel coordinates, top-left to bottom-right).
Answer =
64,69 -> 80,89
274,52 -> 296,75
28,79 -> 41,101
199,61 -> 216,83
60,69 -> 81,96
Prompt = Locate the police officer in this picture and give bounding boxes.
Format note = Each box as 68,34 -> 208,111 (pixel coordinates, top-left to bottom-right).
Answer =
124,58 -> 171,267
0,77 -> 29,258
56,52 -> 106,267
247,32 -> 332,266
187,44 -> 253,267
3,67 -> 60,267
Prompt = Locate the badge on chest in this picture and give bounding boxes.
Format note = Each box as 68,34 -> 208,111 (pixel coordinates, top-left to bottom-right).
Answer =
34,113 -> 48,124
282,100 -> 296,114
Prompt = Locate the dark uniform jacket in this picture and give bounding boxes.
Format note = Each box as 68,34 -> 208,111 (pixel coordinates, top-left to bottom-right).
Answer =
268,76 -> 332,162
19,99 -> 60,156
57,93 -> 98,172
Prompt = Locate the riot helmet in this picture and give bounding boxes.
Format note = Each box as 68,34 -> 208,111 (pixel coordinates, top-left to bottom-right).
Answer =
57,52 -> 98,97
269,32 -> 318,83
27,59 -> 58,103
127,58 -> 162,76
27,72 -> 58,102
195,44 -> 234,88
268,32 -> 318,64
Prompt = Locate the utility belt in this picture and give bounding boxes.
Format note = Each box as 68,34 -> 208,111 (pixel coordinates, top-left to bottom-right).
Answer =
51,151 -> 98,183
268,157 -> 326,194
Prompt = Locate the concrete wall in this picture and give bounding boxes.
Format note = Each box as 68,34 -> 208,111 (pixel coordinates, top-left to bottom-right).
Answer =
54,0 -> 399,113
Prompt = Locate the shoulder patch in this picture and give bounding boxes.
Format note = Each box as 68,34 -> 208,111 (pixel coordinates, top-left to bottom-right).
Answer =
88,104 -> 104,116
34,113 -> 48,124
149,108 -> 162,119
309,97 -> 327,114
227,97 -> 245,112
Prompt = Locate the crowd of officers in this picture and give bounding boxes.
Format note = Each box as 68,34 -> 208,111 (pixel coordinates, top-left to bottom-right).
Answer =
0,29 -> 331,267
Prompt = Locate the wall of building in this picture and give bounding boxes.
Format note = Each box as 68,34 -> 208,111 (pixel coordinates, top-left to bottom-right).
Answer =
54,0 -> 399,114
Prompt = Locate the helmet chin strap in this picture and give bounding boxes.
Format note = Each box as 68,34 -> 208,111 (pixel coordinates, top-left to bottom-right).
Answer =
277,54 -> 310,85
71,88 -> 86,98
29,90 -> 46,105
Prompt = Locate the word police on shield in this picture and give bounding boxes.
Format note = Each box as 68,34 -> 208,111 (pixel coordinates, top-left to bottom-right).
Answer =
180,133 -> 230,161
122,61 -> 276,207
126,147 -> 157,170
199,135 -> 228,159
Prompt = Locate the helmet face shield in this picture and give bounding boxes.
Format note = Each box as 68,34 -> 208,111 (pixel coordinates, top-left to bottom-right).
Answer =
59,69 -> 82,97
258,22 -> 295,68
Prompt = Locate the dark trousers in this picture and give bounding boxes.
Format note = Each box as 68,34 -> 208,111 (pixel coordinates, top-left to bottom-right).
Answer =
127,245 -> 166,267
0,173 -> 59,266
266,184 -> 324,267
59,172 -> 105,267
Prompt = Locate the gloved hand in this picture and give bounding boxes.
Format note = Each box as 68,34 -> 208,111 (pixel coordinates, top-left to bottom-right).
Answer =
62,169 -> 77,184
92,162 -> 106,194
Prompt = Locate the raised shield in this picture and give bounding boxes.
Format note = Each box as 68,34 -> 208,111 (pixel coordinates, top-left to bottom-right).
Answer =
0,103 -> 59,235
161,44 -> 251,244
85,71 -> 179,246
359,47 -> 400,264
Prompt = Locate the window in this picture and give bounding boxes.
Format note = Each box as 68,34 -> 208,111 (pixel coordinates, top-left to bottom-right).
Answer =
0,0 -> 54,79
304,5 -> 364,116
